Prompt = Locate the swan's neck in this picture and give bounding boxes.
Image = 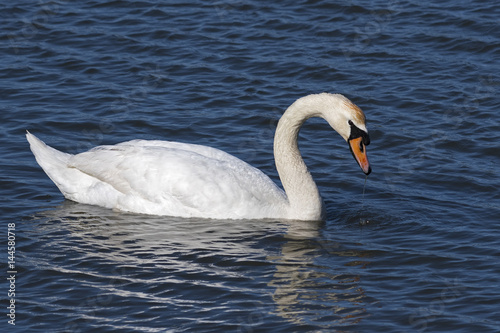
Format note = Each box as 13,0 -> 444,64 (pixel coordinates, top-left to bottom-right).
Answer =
274,101 -> 325,220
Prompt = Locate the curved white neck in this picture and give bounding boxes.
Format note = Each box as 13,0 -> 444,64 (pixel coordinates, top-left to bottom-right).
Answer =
273,99 -> 325,220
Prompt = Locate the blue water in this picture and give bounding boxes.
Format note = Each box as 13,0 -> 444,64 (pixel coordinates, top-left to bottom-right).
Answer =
2,0 -> 500,332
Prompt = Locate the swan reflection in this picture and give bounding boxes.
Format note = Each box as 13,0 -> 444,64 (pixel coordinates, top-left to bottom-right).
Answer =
269,220 -> 369,328
35,201 -> 371,329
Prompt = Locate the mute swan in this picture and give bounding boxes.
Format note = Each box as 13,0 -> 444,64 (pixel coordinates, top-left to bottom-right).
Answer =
27,93 -> 371,220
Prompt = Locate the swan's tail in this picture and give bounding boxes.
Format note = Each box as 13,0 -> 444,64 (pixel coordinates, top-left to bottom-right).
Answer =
26,131 -> 74,197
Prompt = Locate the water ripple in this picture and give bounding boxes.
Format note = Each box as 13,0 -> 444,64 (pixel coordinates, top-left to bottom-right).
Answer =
2,0 -> 500,331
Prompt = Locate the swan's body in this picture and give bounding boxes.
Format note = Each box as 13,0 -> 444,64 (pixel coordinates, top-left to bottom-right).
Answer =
27,93 -> 371,220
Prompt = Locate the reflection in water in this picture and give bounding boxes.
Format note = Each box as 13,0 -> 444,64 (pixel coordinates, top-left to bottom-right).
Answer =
35,201 -> 281,267
269,220 -> 369,328
34,201 -> 370,329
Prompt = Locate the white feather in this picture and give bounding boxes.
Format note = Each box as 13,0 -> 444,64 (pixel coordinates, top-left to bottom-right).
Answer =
27,93 -> 370,220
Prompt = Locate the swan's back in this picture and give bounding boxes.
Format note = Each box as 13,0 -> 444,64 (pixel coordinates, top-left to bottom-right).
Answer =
27,133 -> 287,219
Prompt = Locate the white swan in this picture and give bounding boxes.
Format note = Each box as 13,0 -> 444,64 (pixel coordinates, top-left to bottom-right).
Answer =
27,93 -> 371,220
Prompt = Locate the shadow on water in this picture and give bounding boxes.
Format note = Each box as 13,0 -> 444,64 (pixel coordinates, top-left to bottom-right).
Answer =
27,200 -> 377,331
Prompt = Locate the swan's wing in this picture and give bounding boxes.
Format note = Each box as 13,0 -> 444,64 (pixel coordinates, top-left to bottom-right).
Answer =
68,141 -> 286,218
115,139 -> 233,161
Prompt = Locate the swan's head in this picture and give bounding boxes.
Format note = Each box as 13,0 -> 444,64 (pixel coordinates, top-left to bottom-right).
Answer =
314,93 -> 372,175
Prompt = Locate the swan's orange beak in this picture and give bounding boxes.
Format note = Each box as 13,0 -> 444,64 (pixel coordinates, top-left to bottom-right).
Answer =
349,137 -> 371,175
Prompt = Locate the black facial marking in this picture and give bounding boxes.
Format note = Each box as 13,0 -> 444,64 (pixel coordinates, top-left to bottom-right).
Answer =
348,120 -> 370,145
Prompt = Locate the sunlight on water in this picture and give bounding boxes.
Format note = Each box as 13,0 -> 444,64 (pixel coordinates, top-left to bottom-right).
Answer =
2,0 -> 499,331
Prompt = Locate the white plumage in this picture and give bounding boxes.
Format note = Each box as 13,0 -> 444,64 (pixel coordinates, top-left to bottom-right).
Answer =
27,93 -> 371,220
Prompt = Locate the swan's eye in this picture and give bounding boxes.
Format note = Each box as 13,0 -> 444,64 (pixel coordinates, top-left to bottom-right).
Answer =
349,121 -> 367,141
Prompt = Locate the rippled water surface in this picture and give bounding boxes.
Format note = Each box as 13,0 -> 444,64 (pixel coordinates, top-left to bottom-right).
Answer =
2,1 -> 500,332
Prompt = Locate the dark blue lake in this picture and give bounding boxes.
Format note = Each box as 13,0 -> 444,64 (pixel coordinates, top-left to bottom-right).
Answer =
1,1 -> 500,332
